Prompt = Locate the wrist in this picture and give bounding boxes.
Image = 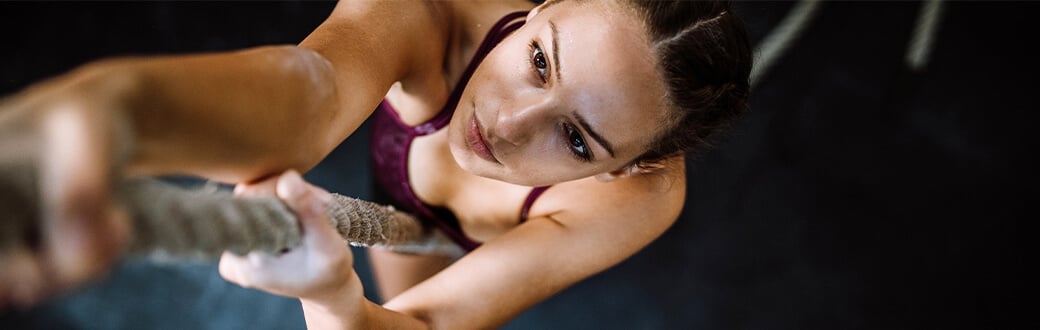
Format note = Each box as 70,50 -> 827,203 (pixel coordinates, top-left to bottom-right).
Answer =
299,271 -> 369,328
69,59 -> 147,111
300,279 -> 360,307
68,60 -> 140,168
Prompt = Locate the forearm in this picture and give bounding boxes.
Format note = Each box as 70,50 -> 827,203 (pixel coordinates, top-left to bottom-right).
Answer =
96,45 -> 362,182
300,272 -> 429,330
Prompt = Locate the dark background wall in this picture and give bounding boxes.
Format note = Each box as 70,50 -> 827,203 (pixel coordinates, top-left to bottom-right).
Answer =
0,1 -> 1031,329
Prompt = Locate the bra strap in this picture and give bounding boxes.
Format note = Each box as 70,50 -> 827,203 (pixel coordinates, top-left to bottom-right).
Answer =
519,186 -> 551,222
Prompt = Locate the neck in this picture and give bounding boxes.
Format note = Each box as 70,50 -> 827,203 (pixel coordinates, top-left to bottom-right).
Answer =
431,0 -> 535,89
438,0 -> 536,48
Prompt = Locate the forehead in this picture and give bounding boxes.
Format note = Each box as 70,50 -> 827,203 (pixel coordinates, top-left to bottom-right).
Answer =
536,1 -> 669,153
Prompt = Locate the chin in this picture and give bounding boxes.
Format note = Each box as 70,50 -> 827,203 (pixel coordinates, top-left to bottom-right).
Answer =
448,136 -> 492,175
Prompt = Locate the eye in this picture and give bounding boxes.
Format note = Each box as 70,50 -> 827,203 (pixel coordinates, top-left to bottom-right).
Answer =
529,41 -> 549,83
563,123 -> 592,162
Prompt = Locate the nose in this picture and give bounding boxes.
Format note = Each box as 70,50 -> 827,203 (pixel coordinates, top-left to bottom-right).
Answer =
493,97 -> 553,146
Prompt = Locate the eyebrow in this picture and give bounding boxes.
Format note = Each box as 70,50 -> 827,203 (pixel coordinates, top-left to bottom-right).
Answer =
549,21 -> 615,159
549,20 -> 562,84
574,112 -> 616,159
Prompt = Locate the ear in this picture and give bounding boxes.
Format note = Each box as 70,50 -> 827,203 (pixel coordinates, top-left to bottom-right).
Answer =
594,162 -> 666,182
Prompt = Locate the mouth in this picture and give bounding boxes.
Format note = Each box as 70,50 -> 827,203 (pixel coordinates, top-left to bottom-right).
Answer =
466,114 -> 500,164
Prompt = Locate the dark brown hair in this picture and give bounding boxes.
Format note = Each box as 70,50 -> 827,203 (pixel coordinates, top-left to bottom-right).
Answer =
623,0 -> 752,167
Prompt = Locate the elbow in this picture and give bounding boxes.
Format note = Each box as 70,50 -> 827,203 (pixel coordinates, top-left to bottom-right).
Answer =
243,147 -> 327,182
285,146 -> 329,175
254,46 -> 341,177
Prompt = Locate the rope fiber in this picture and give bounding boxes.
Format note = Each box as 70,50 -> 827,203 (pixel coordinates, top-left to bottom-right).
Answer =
1,135 -> 425,261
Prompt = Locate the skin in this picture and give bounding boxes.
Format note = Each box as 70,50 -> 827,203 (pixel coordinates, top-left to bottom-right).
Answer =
234,1 -> 686,328
0,0 -> 687,328
446,0 -> 669,186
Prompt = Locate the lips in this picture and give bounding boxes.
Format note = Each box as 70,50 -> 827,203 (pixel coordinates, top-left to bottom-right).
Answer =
466,114 -> 500,164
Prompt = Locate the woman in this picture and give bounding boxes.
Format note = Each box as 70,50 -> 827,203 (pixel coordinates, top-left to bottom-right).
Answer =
0,0 -> 750,327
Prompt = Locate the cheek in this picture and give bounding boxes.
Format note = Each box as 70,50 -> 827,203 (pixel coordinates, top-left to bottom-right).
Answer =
477,44 -> 529,89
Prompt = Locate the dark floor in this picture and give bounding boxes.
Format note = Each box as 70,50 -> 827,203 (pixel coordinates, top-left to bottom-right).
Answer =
0,1 -> 1032,329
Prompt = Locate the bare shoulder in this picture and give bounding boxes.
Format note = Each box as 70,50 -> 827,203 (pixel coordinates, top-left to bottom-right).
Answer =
323,0 -> 445,26
281,0 -> 452,143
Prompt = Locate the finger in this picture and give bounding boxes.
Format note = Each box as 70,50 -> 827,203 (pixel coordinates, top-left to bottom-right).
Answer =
233,175 -> 279,197
0,256 -> 11,310
217,252 -> 236,281
275,170 -> 339,246
0,252 -> 16,308
2,249 -> 46,309
218,251 -> 251,288
39,105 -> 126,287
275,170 -> 330,221
239,251 -> 284,288
276,173 -> 353,274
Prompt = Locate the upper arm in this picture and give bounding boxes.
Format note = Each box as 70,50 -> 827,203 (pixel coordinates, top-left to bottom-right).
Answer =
297,0 -> 447,144
383,166 -> 687,328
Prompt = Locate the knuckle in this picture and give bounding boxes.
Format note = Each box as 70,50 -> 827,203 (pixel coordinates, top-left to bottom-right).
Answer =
217,262 -> 234,279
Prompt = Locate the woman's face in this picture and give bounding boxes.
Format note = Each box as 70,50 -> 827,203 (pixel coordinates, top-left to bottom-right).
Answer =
447,0 -> 669,187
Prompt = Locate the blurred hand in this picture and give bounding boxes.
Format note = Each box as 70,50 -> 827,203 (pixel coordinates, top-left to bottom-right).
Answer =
219,170 -> 356,300
0,66 -> 133,310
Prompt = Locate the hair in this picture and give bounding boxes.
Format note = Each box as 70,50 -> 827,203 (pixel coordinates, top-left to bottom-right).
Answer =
621,0 -> 753,168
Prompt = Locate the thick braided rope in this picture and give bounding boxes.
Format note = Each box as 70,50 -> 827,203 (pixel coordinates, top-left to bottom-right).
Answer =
0,138 -> 424,261
122,179 -> 424,261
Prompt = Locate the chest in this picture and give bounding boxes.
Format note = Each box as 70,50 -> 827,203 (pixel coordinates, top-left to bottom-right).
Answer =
408,128 -> 537,242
